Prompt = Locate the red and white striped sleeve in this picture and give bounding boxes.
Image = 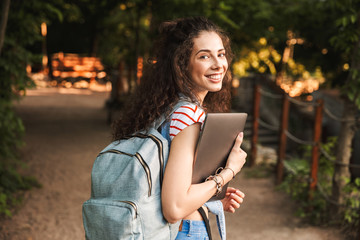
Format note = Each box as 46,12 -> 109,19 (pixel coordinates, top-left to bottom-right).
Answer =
169,103 -> 205,140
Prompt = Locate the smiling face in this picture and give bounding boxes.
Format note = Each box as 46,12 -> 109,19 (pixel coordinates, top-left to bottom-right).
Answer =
188,31 -> 228,103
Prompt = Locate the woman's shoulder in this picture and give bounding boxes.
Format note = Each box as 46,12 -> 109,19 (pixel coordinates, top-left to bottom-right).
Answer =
172,103 -> 205,123
169,103 -> 205,140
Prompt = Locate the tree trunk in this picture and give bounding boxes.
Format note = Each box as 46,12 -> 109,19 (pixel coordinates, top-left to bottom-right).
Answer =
0,0 -> 10,56
111,61 -> 128,101
331,98 -> 358,215
331,14 -> 360,216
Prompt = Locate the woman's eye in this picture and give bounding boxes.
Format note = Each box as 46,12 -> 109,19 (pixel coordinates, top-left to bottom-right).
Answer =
219,53 -> 226,57
200,55 -> 209,59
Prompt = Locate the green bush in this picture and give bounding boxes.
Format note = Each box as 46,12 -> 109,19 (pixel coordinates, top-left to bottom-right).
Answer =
0,0 -> 50,218
0,103 -> 41,217
279,136 -> 360,235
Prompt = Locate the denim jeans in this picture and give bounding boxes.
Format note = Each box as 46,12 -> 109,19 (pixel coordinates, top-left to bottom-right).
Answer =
175,220 -> 209,240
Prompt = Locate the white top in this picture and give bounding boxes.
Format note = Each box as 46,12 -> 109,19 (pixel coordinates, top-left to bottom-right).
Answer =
169,103 -> 205,140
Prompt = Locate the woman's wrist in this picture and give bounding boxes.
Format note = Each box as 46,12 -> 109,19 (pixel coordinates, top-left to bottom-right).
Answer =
215,167 -> 235,184
223,167 -> 235,178
205,166 -> 237,197
205,175 -> 223,196
219,170 -> 232,184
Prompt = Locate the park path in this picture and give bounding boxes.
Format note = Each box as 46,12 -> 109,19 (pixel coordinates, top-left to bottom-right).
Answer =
0,87 -> 343,240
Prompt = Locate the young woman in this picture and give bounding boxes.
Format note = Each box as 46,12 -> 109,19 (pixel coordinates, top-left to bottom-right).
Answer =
113,17 -> 247,240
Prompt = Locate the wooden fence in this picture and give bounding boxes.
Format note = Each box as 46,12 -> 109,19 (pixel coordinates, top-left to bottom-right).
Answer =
250,84 -> 360,202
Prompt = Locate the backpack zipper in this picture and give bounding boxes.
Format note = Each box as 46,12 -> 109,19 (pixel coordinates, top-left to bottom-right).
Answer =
100,149 -> 133,157
134,152 -> 152,197
100,149 -> 152,197
132,133 -> 165,186
120,200 -> 138,219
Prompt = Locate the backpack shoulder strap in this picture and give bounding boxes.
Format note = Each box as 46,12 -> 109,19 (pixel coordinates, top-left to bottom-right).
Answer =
198,206 -> 212,240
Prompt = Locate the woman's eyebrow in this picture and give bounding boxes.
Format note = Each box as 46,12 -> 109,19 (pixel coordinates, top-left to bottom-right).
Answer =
195,48 -> 225,55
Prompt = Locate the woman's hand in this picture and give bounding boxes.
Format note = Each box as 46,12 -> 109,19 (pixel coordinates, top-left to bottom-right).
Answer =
225,132 -> 247,177
221,187 -> 245,213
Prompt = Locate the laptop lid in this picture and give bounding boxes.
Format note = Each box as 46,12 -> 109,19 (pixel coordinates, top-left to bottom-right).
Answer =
192,112 -> 247,200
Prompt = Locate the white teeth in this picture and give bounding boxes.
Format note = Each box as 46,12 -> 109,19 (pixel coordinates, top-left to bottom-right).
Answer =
208,74 -> 222,80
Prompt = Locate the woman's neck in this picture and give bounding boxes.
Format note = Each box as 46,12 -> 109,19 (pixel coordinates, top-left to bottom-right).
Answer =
197,91 -> 208,106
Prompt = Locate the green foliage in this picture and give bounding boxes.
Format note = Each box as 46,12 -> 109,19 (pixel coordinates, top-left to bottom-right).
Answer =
279,137 -> 360,230
0,0 -> 61,217
328,0 -> 360,108
0,161 -> 42,217
329,0 -> 360,55
281,157 -> 309,200
343,177 -> 360,236
0,103 -> 25,160
0,102 -> 42,217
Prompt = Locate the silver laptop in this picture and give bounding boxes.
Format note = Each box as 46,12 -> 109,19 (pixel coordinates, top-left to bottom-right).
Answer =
192,112 -> 247,200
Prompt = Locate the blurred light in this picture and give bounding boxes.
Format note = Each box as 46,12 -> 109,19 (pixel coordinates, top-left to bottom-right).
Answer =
289,39 -> 297,45
137,57 -> 143,79
41,22 -> 47,36
53,70 -> 60,77
73,80 -> 89,89
258,66 -> 266,73
106,81 -> 112,91
282,47 -> 290,63
97,71 -> 107,78
144,18 -> 150,27
26,65 -> 32,73
58,52 -> 64,61
302,71 -> 310,79
268,26 -> 274,32
50,80 -> 58,86
232,78 -> 240,88
321,48 -> 328,54
297,39 -> 304,44
343,63 -> 349,70
120,4 -> 126,10
42,56 -> 48,66
52,61 -> 59,67
65,81 -> 72,88
259,37 -> 267,46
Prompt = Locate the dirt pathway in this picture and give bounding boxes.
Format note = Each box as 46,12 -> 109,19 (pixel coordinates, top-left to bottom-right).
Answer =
0,87 -> 343,240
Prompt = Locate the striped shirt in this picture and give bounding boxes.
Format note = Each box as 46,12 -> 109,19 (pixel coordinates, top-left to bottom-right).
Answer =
169,103 -> 205,140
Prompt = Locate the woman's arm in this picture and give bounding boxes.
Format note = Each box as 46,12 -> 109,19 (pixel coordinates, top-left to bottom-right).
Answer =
161,123 -> 246,223
161,123 -> 216,223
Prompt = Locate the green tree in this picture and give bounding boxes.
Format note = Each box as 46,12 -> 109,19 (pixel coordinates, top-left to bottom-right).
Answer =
0,0 -> 63,216
328,0 -> 360,215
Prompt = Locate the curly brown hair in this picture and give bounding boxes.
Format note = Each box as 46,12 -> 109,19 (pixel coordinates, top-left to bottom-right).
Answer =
113,16 -> 234,140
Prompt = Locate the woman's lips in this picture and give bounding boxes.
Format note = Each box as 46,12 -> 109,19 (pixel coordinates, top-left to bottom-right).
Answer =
206,73 -> 223,83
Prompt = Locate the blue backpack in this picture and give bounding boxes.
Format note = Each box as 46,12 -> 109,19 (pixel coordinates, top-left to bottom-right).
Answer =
82,102 -> 186,240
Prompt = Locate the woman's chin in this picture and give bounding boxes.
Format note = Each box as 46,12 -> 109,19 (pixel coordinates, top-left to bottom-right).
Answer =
209,86 -> 222,93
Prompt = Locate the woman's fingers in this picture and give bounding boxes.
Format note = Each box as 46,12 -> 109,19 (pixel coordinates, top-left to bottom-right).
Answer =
223,188 -> 246,213
228,206 -> 235,213
225,187 -> 237,195
230,192 -> 244,204
226,188 -> 245,203
226,132 -> 247,176
236,190 -> 245,199
226,188 -> 245,198
233,132 -> 243,149
230,199 -> 241,209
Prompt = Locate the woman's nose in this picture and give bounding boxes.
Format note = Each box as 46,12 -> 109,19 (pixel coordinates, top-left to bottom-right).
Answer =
212,57 -> 222,69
